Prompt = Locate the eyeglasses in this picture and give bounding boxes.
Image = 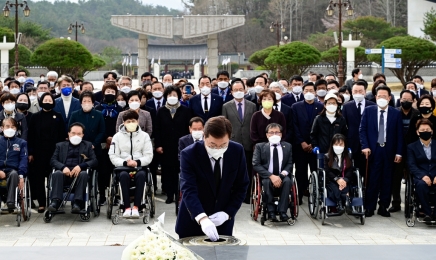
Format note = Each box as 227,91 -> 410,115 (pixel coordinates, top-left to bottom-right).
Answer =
267,131 -> 281,135
120,83 -> 131,87
207,144 -> 228,149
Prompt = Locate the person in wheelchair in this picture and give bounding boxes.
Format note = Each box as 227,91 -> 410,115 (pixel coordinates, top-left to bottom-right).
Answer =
324,133 -> 353,214
48,122 -> 98,213
253,123 -> 293,222
109,110 -> 153,218
0,117 -> 27,210
407,118 -> 436,221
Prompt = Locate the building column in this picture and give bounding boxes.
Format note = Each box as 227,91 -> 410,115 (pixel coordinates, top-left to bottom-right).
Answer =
207,34 -> 218,78
138,34 -> 148,77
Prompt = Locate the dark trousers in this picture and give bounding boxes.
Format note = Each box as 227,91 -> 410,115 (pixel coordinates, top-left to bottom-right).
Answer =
391,159 -> 406,208
353,152 -> 368,180
51,170 -> 87,202
414,179 -> 435,216
245,150 -> 253,201
262,175 -> 292,213
365,145 -> 394,212
327,181 -> 349,204
161,153 -> 179,199
119,170 -> 146,208
4,170 -> 18,204
294,145 -> 317,201
149,151 -> 161,191
98,149 -> 113,200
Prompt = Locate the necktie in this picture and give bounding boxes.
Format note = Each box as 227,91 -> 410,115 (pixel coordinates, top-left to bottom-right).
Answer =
157,101 -> 161,110
296,95 -> 300,102
378,110 -> 385,144
237,102 -> 243,122
358,102 -> 362,116
221,90 -> 225,97
195,139 -> 199,142
272,144 -> 279,176
204,96 -> 209,113
213,157 -> 221,193
274,105 -> 278,111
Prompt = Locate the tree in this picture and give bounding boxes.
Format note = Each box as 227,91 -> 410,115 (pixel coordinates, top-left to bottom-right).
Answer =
321,46 -> 368,77
30,39 -> 94,78
9,44 -> 33,68
264,41 -> 321,78
306,31 -> 336,52
80,54 -> 106,77
368,36 -> 436,86
100,46 -> 122,69
249,46 -> 278,71
422,8 -> 436,41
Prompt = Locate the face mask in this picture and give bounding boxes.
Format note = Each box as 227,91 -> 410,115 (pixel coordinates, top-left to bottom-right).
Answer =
201,86 -> 211,96
70,135 -> 82,145
10,88 -> 20,95
55,88 -> 60,94
74,85 -> 81,91
17,77 -> 26,83
419,106 -> 432,115
292,86 -> 302,94
152,91 -> 163,99
117,101 -> 126,108
432,90 -> 436,96
49,82 -> 55,88
205,145 -> 228,160
4,103 -> 15,111
233,91 -> 245,99
262,101 -> 274,109
120,86 -> 131,94
104,94 -> 115,103
343,94 -> 350,103
317,89 -> 327,97
358,74 -> 363,79
40,77 -> 45,81
333,145 -> 344,155
82,104 -> 93,112
328,89 -> 338,94
409,90 -> 416,95
416,84 -> 424,89
353,94 -> 364,103
254,86 -> 264,94
41,102 -> 54,110
61,87 -> 72,96
3,128 -> 16,138
419,131 -> 432,141
326,105 -> 337,113
129,101 -> 140,110
304,92 -> 315,101
275,92 -> 282,101
376,98 -> 388,108
191,130 -> 203,140
125,122 -> 138,132
163,83 -> 172,88
16,102 -> 28,111
218,82 -> 228,89
401,101 -> 413,110
29,95 -> 37,102
282,89 -> 288,94
3,86 -> 8,92
167,96 -> 179,105
268,135 -> 281,144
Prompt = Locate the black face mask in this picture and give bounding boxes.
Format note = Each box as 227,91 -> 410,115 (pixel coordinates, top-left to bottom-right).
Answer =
419,106 -> 432,115
419,131 -> 432,141
16,102 -> 29,111
401,101 -> 413,110
41,102 -> 55,110
104,94 -> 115,103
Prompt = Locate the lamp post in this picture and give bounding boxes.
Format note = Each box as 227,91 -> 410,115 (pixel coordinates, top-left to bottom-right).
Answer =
68,21 -> 85,42
2,0 -> 30,74
326,0 -> 354,86
270,21 -> 286,79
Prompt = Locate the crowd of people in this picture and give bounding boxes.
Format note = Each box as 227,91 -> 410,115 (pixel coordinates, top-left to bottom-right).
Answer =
1,67 -> 435,224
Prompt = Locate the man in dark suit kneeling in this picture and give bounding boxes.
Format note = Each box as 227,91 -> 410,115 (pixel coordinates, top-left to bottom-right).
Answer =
176,116 -> 249,241
252,123 -> 293,222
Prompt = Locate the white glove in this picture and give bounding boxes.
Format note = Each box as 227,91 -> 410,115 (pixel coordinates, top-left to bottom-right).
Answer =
209,211 -> 229,226
200,217 -> 219,241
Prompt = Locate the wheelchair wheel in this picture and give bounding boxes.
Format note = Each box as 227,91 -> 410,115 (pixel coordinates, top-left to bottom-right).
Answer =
287,218 -> 296,226
360,215 -> 365,225
308,172 -> 319,219
43,211 -> 52,223
406,218 -> 415,227
107,175 -> 115,220
23,179 -> 31,221
112,214 -> 119,225
143,214 -> 149,224
91,170 -> 100,217
149,187 -> 155,218
321,209 -> 326,225
16,214 -> 21,227
404,174 -> 413,219
291,175 -> 299,218
80,212 -> 91,222
260,216 -> 265,226
252,175 -> 261,221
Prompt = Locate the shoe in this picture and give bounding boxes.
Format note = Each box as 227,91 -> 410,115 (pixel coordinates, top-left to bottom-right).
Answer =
131,206 -> 140,217
243,197 -> 250,204
31,201 -> 37,209
6,202 -> 15,209
345,196 -> 353,214
299,198 -> 303,206
423,215 -> 432,222
48,199 -> 60,212
123,208 -> 132,217
365,210 -> 374,217
377,206 -> 391,217
37,207 -> 45,213
71,201 -> 82,213
337,201 -> 345,214
161,191 -> 167,196
388,206 -> 401,213
165,198 -> 174,204
401,178 -> 406,184
268,212 -> 278,222
279,212 -> 289,221
303,190 -> 310,197
98,197 -> 107,206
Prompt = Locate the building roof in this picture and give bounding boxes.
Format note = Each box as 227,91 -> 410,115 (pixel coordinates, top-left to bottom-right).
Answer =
147,44 -> 208,60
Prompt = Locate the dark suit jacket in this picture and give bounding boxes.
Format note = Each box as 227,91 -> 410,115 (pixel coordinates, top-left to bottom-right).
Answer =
279,102 -> 293,143
50,140 -> 98,171
291,101 -> 324,145
54,97 -> 81,130
244,93 -> 260,110
222,100 -> 257,151
145,98 -> 166,119
189,93 -> 223,122
342,100 -> 376,153
176,141 -> 249,238
212,87 -> 234,103
359,105 -> 403,159
178,134 -> 195,161
408,140 -> 436,181
395,89 -> 430,107
324,154 -> 353,183
281,93 -> 303,108
252,141 -> 293,180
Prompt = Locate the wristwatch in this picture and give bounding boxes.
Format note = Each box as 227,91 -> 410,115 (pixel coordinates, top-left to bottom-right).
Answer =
334,177 -> 339,181
18,175 -> 23,179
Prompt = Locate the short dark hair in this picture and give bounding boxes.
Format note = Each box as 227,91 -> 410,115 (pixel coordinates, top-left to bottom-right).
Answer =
230,78 -> 246,90
15,69 -> 27,77
351,68 -> 360,77
38,92 -> 54,108
413,75 -> 424,82
372,80 -> 387,96
102,82 -> 118,96
152,81 -> 164,90
417,94 -> 436,110
355,79 -> 368,90
255,75 -> 267,85
16,93 -> 31,108
140,72 -> 153,80
8,80 -> 21,88
314,79 -> 327,88
372,73 -> 386,82
258,89 -> 276,105
204,116 -> 232,139
37,80 -> 50,89
290,75 -> 304,84
216,71 -> 230,79
416,118 -> 433,130
104,71 -> 117,80
75,79 -> 83,84
81,81 -> 94,91
2,117 -> 18,128
1,93 -> 16,104
198,75 -> 211,85
327,80 -> 340,89
163,86 -> 182,100
127,90 -> 141,102
189,117 -> 204,127
400,89 -> 416,100
265,123 -> 283,133
69,122 -> 85,133
122,109 -> 139,121
375,85 -> 392,96
246,77 -> 255,87
4,77 -> 15,84
279,79 -> 289,85
79,91 -> 95,104
404,81 -> 417,90
303,82 -> 316,91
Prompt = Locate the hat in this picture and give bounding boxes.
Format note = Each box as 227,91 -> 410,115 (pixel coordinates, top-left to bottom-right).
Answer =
24,78 -> 34,85
324,93 -> 338,101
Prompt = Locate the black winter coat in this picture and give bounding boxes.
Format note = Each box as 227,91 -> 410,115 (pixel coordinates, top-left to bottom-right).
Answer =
310,114 -> 348,153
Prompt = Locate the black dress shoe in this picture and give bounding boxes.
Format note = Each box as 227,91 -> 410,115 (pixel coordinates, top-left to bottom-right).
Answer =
243,197 -> 250,204
48,199 -> 60,212
388,206 -> 401,213
299,198 -> 303,206
279,212 -> 289,221
71,203 -> 81,213
303,190 -> 310,197
6,202 -> 15,209
365,210 -> 374,217
377,206 -> 391,217
165,198 -> 174,204
268,212 -> 278,222
423,215 -> 432,222
337,201 -> 345,214
37,207 -> 45,213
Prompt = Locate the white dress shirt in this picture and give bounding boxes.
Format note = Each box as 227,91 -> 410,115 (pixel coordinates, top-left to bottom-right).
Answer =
356,99 -> 366,115
154,98 -> 165,109
268,142 -> 289,176
377,106 -> 388,143
274,101 -> 282,111
201,94 -> 211,112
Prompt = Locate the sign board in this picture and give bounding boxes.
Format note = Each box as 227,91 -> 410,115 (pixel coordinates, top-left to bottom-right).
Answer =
385,63 -> 402,69
365,49 -> 382,54
384,54 -> 394,59
384,58 -> 402,63
384,49 -> 402,54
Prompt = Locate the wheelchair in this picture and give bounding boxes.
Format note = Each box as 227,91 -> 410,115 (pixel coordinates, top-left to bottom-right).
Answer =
0,177 -> 31,227
107,166 -> 155,225
43,168 -> 100,223
250,173 -> 299,226
404,173 -> 436,227
308,150 -> 365,225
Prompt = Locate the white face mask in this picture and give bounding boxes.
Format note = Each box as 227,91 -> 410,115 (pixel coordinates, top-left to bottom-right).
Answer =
74,85 -> 81,91
268,135 -> 281,144
328,89 -> 338,94
167,96 -> 179,105
247,87 -> 255,95
304,92 -> 315,101
217,82 -> 228,89
120,86 -> 131,94
117,101 -> 126,108
358,74 -> 363,79
17,77 -> 26,83
233,91 -> 245,99
3,86 -> 8,92
129,101 -> 140,110
326,105 -> 337,113
377,98 -> 388,108
163,83 -> 172,88
69,135 -> 82,145
353,94 -> 364,103
432,90 -> 436,96
333,145 -> 344,155
254,86 -> 264,94
3,128 -> 16,137
153,91 -> 163,98
275,92 -> 282,101
55,88 -> 60,94
40,77 -> 45,81
343,94 -> 351,103
29,95 -> 37,102
82,104 -> 93,112
49,82 -> 55,88
205,145 -> 228,160
292,86 -> 302,94
416,84 -> 424,89
191,130 -> 203,140
317,90 -> 327,97
282,88 -> 288,94
10,88 -> 20,95
4,103 -> 15,111
201,86 -> 211,96
37,91 -> 45,98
